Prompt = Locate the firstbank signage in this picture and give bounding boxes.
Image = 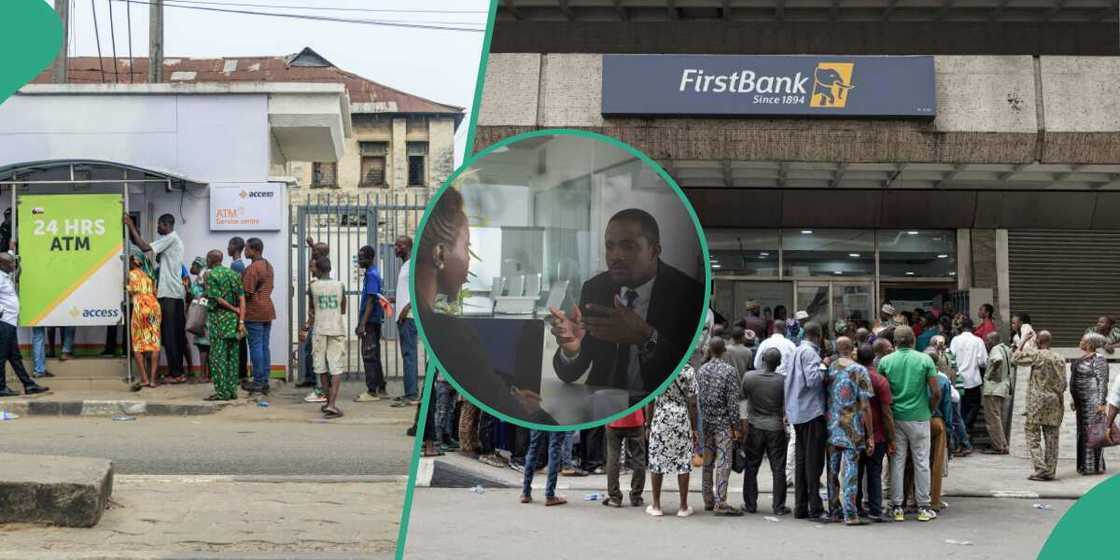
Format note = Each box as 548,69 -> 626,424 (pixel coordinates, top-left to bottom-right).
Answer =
601,55 -> 936,118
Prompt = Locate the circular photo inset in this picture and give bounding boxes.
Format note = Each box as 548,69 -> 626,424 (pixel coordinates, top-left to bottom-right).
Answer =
413,129 -> 709,429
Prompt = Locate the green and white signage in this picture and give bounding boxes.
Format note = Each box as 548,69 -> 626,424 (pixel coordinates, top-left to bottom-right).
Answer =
17,194 -> 124,326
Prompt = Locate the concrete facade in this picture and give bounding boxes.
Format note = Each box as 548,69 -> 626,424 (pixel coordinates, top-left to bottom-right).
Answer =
477,53 -> 1120,166
286,114 -> 457,193
0,84 -> 348,373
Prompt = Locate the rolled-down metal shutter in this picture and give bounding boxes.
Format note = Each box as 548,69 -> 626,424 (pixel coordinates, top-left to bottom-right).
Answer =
1008,230 -> 1120,347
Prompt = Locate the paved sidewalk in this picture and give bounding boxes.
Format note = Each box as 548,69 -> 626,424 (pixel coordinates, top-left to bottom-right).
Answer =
0,380 -> 422,425
423,445 -> 1119,499
0,476 -> 403,559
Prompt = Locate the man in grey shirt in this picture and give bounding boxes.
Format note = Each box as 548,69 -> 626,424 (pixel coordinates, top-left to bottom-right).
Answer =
126,213 -> 187,382
740,348 -> 789,515
724,326 -> 755,383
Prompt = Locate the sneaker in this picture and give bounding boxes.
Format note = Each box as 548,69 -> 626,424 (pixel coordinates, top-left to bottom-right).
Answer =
354,392 -> 381,402
917,507 -> 937,522
676,506 -> 694,518
509,462 -> 526,473
646,505 -> 664,517
304,390 -> 327,403
892,506 -> 905,522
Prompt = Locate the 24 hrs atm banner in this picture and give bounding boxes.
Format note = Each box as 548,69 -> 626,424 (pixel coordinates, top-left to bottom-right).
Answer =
17,194 -> 124,327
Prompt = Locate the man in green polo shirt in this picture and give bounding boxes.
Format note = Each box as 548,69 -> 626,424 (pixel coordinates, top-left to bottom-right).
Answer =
877,325 -> 941,523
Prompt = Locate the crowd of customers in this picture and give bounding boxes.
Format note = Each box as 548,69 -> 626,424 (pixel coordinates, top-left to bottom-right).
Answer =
426,298 -> 1118,521
0,213 -> 424,424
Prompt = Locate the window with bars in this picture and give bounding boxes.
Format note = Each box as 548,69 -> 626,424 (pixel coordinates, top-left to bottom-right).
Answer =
359,142 -> 388,188
407,142 -> 427,187
311,162 -> 337,188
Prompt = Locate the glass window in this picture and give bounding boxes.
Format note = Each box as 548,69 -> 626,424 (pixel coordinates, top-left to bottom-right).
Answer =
706,229 -> 779,277
877,230 -> 956,279
782,229 -> 874,277
796,284 -> 831,332
833,283 -> 874,333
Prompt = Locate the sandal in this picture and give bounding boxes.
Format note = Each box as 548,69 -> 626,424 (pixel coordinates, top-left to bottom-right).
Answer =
203,394 -> 224,401
167,376 -> 188,385
323,408 -> 344,419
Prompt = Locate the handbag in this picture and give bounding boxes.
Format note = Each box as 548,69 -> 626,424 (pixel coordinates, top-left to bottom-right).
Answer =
731,439 -> 747,474
1087,415 -> 1120,449
186,297 -> 208,336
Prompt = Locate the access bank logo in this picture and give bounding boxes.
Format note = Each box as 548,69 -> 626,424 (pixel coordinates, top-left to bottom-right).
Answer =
809,62 -> 855,109
239,190 -> 275,199
69,306 -> 120,319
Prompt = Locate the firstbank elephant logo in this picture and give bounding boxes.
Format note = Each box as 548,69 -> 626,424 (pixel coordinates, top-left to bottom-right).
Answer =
810,63 -> 855,109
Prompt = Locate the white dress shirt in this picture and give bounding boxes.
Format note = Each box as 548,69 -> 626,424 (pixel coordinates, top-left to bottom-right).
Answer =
753,332 -> 797,376
0,270 -> 19,327
949,330 -> 988,389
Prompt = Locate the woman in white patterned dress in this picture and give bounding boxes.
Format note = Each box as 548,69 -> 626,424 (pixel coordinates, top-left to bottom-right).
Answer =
646,311 -> 710,518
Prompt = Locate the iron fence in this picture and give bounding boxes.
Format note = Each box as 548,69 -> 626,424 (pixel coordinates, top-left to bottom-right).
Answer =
289,190 -> 430,383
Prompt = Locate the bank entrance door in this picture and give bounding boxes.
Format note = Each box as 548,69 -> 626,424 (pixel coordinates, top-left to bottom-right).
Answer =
796,281 -> 874,337
714,278 -> 873,338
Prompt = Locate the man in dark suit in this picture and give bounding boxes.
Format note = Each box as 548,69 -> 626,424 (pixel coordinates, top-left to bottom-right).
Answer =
547,209 -> 704,396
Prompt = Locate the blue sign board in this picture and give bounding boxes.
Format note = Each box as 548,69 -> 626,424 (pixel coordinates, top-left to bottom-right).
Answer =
601,55 -> 936,118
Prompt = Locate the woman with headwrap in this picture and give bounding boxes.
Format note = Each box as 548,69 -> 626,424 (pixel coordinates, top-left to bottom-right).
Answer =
414,187 -> 553,429
1071,332 -> 1109,475
128,248 -> 162,390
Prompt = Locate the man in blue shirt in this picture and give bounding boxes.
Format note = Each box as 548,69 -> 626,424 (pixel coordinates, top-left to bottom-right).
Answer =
784,321 -> 828,522
355,245 -> 386,402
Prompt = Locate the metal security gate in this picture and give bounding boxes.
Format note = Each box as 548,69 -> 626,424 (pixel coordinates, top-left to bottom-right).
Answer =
290,191 -> 430,383
1009,230 -> 1120,347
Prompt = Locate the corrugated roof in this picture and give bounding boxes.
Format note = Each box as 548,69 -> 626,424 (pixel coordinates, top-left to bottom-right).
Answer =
34,48 -> 465,121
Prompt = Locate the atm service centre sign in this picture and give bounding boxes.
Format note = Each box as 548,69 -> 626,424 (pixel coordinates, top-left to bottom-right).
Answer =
18,194 -> 124,327
209,183 -> 284,231
601,55 -> 936,118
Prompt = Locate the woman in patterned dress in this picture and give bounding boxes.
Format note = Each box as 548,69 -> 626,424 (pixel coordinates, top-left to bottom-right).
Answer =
647,362 -> 700,517
127,251 -> 161,389
1071,332 -> 1109,475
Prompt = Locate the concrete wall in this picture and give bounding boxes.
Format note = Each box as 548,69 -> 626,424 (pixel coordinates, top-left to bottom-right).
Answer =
0,93 -> 290,373
288,114 -> 456,192
477,54 -> 1120,165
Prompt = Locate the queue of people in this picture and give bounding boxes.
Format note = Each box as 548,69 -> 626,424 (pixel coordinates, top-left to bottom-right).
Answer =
0,213 -> 424,424
432,297 -> 1117,522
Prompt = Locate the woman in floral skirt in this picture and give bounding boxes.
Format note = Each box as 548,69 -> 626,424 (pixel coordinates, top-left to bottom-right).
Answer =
128,250 -> 161,389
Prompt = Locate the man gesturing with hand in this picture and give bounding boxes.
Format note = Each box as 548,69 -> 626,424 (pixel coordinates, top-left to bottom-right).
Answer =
547,209 -> 704,398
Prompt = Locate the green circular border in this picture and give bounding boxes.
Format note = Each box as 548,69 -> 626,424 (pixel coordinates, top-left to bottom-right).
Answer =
411,128 -> 712,432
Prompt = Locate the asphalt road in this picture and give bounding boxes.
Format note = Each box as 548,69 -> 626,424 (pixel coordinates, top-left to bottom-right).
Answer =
0,415 -> 414,476
404,489 -> 1070,559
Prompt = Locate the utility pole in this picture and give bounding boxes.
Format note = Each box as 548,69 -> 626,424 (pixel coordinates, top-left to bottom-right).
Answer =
50,0 -> 69,83
148,0 -> 164,83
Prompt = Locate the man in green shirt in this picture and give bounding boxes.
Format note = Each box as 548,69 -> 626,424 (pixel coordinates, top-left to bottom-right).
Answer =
981,332 -> 1013,454
204,250 -> 245,401
877,326 -> 941,523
